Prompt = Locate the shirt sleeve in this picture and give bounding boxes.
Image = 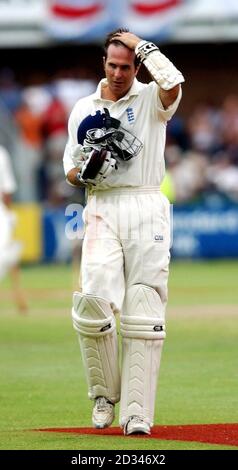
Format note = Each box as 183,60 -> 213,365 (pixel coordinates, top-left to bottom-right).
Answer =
63,105 -> 81,176
156,85 -> 182,122
0,146 -> 17,195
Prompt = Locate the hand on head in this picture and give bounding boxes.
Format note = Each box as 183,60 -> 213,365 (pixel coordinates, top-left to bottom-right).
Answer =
111,32 -> 141,51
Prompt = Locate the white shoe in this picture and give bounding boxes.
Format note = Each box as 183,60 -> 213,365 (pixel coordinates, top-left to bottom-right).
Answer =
92,397 -> 115,429
124,416 -> 151,435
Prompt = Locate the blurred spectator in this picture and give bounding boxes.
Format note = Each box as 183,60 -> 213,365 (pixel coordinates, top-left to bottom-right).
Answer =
41,93 -> 68,201
0,98 -> 19,157
41,70 -> 96,205
206,152 -> 238,202
221,95 -> 238,145
186,102 -> 222,155
0,68 -> 21,114
220,95 -> 238,165
165,145 -> 208,203
53,71 -> 96,116
14,86 -> 51,201
167,115 -> 189,150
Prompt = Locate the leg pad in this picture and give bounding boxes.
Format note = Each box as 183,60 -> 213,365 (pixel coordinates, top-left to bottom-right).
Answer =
72,292 -> 120,403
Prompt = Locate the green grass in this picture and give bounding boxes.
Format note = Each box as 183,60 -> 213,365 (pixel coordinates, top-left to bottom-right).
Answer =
0,261 -> 238,450
169,259 -> 238,305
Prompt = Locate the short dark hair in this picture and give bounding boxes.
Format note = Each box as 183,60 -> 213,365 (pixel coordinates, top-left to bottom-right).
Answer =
103,28 -> 140,68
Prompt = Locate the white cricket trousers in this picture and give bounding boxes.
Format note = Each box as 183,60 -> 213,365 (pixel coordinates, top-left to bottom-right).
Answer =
81,187 -> 171,314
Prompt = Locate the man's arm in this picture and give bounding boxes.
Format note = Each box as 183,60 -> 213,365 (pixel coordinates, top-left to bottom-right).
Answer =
63,109 -> 87,187
112,32 -> 184,108
159,84 -> 181,109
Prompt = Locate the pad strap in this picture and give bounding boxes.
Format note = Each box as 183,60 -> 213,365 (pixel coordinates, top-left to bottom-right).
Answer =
120,315 -> 165,340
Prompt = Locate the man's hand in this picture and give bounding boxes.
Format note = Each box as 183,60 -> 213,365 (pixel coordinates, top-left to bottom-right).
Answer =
112,32 -> 141,50
66,167 -> 86,187
67,149 -> 117,187
80,148 -> 117,184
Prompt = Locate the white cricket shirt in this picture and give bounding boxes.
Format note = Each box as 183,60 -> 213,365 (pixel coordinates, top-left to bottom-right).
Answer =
63,78 -> 182,189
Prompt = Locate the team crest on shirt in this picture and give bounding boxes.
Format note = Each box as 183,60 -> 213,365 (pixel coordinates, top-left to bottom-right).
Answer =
126,107 -> 135,124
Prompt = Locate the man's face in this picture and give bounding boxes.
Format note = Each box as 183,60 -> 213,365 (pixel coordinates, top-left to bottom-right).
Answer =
104,43 -> 139,99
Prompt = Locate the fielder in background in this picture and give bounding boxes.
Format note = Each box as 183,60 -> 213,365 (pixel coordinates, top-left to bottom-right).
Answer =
63,29 -> 184,435
0,144 -> 28,313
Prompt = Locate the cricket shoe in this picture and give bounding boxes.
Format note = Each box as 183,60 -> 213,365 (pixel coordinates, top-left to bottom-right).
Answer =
124,416 -> 151,435
92,397 -> 115,429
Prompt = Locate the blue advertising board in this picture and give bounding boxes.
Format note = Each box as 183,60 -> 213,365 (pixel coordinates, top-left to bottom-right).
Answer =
172,200 -> 238,258
41,199 -> 238,261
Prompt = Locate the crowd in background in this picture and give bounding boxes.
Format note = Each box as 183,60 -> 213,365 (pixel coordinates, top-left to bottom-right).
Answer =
1,66 -> 238,206
0,66 -> 97,207
166,95 -> 238,204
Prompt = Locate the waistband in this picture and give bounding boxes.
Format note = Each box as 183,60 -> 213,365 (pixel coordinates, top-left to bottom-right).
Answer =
87,186 -> 161,197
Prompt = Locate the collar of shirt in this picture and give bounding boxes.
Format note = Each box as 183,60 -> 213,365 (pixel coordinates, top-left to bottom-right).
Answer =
92,78 -> 141,103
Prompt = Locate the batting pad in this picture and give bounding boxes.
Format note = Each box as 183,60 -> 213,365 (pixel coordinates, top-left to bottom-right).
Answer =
120,284 -> 165,427
72,292 -> 120,403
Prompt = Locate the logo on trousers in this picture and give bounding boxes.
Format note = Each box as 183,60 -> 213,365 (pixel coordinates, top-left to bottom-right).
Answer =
154,234 -> 164,242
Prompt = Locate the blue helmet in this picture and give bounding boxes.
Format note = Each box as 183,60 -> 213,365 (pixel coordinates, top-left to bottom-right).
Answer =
77,108 -> 120,145
77,107 -> 143,161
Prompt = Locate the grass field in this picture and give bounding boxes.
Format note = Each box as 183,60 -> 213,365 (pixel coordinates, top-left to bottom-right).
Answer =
0,261 -> 238,450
